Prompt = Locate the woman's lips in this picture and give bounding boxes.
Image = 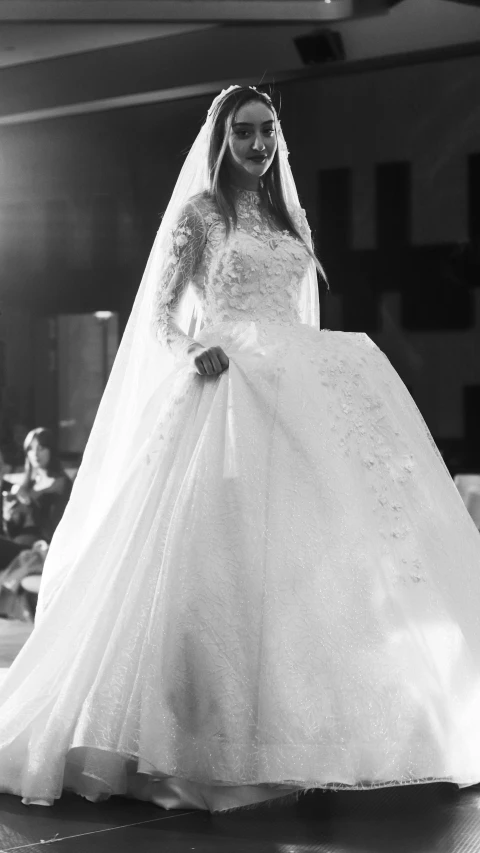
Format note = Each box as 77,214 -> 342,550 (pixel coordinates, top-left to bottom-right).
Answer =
248,155 -> 267,162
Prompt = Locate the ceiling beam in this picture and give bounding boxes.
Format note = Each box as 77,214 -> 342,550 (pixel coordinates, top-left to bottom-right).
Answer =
0,77 -> 278,125
1,37 -> 479,127
0,1 -> 401,23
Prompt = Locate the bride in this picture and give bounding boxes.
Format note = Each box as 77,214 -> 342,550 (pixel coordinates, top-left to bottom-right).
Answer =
1,85 -> 480,814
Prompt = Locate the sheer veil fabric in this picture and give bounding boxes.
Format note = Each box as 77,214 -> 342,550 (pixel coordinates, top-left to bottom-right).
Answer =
35,86 -> 320,621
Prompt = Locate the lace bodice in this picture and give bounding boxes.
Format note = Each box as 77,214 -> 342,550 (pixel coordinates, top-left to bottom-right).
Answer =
153,190 -> 313,355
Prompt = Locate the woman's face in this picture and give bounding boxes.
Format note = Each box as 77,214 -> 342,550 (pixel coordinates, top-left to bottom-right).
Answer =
225,100 -> 277,184
27,438 -> 51,470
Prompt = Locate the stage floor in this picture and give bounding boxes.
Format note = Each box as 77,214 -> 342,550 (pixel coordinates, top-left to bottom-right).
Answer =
1,783 -> 480,853
1,618 -> 479,853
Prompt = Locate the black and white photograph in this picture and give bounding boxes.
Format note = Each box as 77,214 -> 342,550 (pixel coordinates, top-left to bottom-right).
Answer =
0,1 -> 480,851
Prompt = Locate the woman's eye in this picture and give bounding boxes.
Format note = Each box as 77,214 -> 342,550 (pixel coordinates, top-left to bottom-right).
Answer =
234,129 -> 275,138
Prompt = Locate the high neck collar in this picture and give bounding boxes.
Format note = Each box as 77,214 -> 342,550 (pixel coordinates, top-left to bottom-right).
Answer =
233,186 -> 261,203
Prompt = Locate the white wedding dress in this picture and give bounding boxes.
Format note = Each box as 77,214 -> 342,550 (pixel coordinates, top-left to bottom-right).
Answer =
1,188 -> 480,813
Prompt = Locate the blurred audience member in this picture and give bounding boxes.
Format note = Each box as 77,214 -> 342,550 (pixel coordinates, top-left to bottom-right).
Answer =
0,428 -> 72,618
4,427 -> 72,547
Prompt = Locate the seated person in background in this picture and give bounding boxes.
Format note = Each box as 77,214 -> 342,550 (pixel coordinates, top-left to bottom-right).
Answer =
0,428 -> 72,618
4,427 -> 72,547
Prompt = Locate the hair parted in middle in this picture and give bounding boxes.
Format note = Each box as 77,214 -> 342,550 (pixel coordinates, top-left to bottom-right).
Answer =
22,427 -> 65,485
206,86 -> 326,282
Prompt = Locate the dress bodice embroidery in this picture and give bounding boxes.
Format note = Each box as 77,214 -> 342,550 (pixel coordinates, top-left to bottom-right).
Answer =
153,190 -> 312,354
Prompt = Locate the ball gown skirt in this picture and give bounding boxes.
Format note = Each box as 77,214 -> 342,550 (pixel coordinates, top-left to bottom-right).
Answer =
0,319 -> 480,813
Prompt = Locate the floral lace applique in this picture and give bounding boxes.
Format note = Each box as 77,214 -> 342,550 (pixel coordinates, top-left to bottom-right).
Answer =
153,190 -> 313,351
202,190 -> 311,328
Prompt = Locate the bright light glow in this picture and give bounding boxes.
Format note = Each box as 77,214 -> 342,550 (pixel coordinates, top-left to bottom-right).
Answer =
94,311 -> 114,321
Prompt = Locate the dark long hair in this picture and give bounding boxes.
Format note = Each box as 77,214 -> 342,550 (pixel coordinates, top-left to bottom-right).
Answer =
21,427 -> 65,489
206,86 -> 327,284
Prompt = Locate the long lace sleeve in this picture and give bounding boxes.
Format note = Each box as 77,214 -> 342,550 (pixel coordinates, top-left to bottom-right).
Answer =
153,200 -> 207,357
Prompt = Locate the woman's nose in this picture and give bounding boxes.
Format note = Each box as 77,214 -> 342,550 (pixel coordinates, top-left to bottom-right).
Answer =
251,134 -> 266,151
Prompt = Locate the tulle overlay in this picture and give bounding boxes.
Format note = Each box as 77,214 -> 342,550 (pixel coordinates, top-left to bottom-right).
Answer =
1,320 -> 480,810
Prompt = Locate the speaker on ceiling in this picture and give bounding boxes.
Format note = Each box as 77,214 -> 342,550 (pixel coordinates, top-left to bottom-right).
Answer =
294,29 -> 346,66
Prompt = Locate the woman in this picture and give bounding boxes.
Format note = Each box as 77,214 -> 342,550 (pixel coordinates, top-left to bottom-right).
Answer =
0,428 -> 71,618
0,85 -> 480,813
3,428 -> 72,548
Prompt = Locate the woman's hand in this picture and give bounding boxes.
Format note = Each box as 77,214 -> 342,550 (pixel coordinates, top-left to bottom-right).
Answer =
192,345 -> 229,376
3,496 -> 23,523
15,485 -> 31,506
2,498 -> 15,522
